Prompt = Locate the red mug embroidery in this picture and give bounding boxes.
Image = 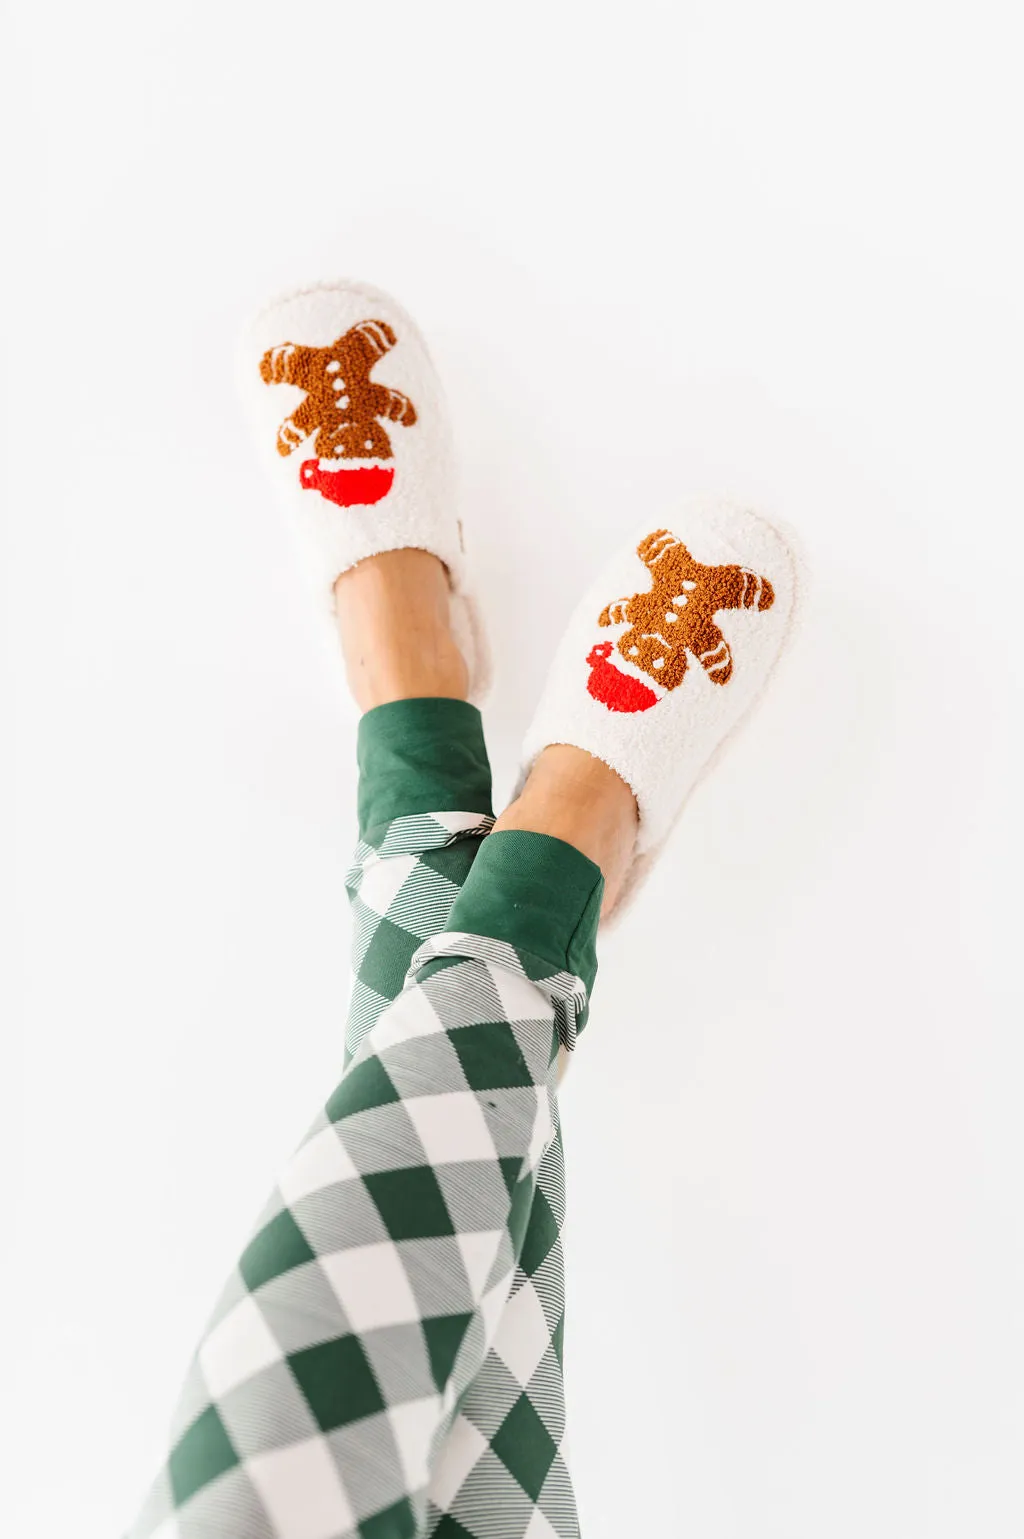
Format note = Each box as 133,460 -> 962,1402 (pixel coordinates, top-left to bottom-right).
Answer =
586,643 -> 659,713
299,461 -> 395,507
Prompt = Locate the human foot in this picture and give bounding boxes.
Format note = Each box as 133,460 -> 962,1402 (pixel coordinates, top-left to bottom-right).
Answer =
493,745 -> 637,915
240,279 -> 488,700
333,548 -> 468,710
518,503 -> 798,915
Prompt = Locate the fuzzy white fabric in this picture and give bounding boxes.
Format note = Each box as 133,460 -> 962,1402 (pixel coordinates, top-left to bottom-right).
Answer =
239,280 -> 489,699
519,500 -> 799,913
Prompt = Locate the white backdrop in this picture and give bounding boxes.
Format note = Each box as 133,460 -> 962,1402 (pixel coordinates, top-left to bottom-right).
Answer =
7,2 -> 1024,1535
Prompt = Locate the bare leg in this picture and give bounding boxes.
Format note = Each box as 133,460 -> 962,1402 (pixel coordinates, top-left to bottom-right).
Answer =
494,744 -> 638,915
333,554 -> 636,911
333,549 -> 468,710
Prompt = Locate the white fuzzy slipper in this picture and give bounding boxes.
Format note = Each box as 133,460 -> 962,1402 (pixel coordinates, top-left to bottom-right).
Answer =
240,280 -> 488,699
519,501 -> 799,912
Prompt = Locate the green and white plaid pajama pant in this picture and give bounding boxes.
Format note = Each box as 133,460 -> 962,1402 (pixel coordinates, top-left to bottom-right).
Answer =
128,699 -> 603,1539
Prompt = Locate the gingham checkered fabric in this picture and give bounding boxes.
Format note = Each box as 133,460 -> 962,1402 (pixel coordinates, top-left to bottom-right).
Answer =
128,811 -> 581,1539
347,815 -> 581,1539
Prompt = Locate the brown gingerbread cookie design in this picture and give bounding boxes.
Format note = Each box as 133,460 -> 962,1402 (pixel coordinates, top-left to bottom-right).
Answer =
586,528 -> 775,713
259,319 -> 416,507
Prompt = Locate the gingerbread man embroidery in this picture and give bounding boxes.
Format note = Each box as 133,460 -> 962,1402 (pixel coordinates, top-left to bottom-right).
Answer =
586,528 -> 775,713
259,319 -> 416,507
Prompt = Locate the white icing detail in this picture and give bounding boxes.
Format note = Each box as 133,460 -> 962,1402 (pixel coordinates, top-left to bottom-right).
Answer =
317,456 -> 393,471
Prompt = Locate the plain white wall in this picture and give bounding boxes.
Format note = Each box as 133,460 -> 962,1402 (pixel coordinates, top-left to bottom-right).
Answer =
7,2 -> 1024,1535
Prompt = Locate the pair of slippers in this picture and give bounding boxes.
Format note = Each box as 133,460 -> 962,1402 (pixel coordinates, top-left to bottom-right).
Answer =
242,281 -> 798,913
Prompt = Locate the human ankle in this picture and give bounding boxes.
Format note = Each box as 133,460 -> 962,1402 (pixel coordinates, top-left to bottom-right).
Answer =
333,549 -> 469,711
493,745 -> 637,912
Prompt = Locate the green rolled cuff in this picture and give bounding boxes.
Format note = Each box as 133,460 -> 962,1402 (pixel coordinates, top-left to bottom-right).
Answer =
357,698 -> 493,839
444,829 -> 604,1031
